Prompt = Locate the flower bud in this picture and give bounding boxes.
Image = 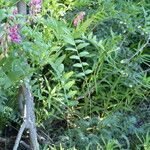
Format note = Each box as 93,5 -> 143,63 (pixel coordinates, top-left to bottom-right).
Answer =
73,12 -> 85,27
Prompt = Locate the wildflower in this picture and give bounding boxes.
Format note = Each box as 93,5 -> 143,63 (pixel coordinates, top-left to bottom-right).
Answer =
9,8 -> 18,20
9,25 -> 21,43
73,11 -> 85,27
29,0 -> 42,15
13,8 -> 18,15
8,8 -> 21,43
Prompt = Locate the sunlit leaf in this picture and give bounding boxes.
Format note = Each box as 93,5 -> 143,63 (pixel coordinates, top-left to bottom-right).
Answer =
76,73 -> 85,77
73,63 -> 83,68
79,51 -> 89,57
63,71 -> 74,80
77,43 -> 89,50
64,80 -> 75,90
70,55 -> 80,60
67,100 -> 78,106
85,69 -> 93,75
65,47 -> 77,51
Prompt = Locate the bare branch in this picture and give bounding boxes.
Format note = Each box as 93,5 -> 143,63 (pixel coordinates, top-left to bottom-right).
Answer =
13,1 -> 39,150
13,122 -> 26,150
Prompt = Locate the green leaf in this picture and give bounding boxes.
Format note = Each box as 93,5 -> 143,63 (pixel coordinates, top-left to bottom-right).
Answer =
73,63 -> 82,68
85,69 -> 93,75
58,64 -> 64,74
67,100 -> 78,106
64,80 -> 75,90
70,55 -> 80,60
0,71 -> 12,89
44,76 -> 51,92
55,55 -> 66,67
82,62 -> 89,66
51,87 -> 57,95
68,90 -> 77,97
88,32 -> 93,40
10,0 -> 20,5
75,39 -> 85,43
0,9 -> 6,21
79,51 -> 89,57
24,0 -> 30,3
65,47 -> 77,51
63,36 -> 75,45
77,43 -> 89,50
76,73 -> 85,78
63,71 -> 74,80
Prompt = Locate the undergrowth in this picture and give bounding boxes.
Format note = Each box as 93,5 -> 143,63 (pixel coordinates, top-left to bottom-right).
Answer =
0,0 -> 150,149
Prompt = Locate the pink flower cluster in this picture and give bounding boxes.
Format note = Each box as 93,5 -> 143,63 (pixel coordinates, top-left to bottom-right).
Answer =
9,25 -> 21,43
8,8 -> 21,43
13,8 -> 18,15
29,0 -> 42,15
73,12 -> 85,27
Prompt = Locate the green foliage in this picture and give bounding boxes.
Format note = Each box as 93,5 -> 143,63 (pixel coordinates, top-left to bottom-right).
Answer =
54,110 -> 150,149
0,0 -> 150,149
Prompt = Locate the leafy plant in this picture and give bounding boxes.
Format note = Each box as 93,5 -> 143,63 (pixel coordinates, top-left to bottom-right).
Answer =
0,0 -> 150,149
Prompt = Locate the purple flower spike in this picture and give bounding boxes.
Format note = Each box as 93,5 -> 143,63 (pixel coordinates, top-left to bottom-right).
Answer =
9,25 -> 21,43
29,0 -> 42,15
